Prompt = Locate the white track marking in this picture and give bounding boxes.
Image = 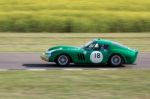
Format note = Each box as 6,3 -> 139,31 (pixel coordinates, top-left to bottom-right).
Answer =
98,68 -> 119,70
63,68 -> 83,71
0,69 -> 8,71
26,68 -> 47,71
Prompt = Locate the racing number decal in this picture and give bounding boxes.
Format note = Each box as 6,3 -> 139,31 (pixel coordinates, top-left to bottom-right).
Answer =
95,53 -> 100,58
90,51 -> 103,63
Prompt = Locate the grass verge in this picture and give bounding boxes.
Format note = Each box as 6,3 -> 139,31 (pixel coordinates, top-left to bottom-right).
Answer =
0,69 -> 149,99
0,33 -> 150,52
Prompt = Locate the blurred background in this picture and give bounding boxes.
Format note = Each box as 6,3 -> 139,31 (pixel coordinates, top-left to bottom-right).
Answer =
0,0 -> 149,33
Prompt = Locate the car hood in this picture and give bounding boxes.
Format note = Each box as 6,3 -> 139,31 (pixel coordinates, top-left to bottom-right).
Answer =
48,45 -> 82,51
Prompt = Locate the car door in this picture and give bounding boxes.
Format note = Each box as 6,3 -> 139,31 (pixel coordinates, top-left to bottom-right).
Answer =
85,43 -> 109,64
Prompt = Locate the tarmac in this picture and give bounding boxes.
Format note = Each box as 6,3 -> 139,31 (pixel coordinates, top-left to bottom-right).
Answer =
0,52 -> 149,70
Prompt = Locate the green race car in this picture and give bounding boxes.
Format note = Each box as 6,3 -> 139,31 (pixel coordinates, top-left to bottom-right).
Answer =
41,39 -> 138,66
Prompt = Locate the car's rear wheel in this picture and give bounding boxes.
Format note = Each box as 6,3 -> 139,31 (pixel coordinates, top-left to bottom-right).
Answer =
56,54 -> 70,66
109,54 -> 123,66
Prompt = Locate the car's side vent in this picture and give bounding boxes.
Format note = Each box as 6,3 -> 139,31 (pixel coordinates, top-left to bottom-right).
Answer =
77,54 -> 85,61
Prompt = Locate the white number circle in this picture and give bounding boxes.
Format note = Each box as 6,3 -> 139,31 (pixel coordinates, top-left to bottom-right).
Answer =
90,51 -> 103,63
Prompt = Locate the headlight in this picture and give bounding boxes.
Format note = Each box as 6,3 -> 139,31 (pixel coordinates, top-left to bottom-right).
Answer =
46,52 -> 51,57
46,48 -> 62,57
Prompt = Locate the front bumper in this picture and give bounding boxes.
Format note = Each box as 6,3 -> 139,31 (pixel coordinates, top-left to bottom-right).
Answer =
41,53 -> 49,62
132,50 -> 138,64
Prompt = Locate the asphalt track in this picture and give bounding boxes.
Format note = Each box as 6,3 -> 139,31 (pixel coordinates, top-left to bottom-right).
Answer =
0,52 -> 149,70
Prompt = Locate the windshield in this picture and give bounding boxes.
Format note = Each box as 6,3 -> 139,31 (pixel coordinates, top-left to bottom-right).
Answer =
82,40 -> 97,50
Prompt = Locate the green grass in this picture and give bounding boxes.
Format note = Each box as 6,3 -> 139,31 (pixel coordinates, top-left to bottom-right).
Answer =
0,33 -> 150,52
0,0 -> 150,32
0,70 -> 150,99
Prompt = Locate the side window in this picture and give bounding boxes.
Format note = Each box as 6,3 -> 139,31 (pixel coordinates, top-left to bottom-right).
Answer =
101,44 -> 109,50
84,41 -> 96,50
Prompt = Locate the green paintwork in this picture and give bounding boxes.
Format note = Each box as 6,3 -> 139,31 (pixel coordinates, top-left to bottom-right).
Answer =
41,39 -> 138,65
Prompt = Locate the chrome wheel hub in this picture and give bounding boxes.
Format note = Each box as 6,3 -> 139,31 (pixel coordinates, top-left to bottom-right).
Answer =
58,55 -> 68,65
111,55 -> 121,66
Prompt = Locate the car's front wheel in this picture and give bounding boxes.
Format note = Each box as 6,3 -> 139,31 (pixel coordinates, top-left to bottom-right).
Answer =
56,54 -> 70,66
109,54 -> 123,66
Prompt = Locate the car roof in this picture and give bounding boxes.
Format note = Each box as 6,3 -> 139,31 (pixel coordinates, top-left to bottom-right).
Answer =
95,38 -> 128,48
95,38 -> 113,45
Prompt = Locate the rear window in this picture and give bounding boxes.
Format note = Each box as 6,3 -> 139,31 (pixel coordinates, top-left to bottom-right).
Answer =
103,45 -> 109,49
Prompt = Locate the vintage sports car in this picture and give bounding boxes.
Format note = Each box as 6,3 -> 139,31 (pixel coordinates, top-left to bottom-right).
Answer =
41,39 -> 138,66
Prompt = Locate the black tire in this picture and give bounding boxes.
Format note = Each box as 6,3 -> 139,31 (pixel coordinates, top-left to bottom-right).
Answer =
109,54 -> 123,66
56,54 -> 70,66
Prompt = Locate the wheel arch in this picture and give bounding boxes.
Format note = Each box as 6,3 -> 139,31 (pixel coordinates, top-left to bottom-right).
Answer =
108,53 -> 127,64
54,53 -> 73,63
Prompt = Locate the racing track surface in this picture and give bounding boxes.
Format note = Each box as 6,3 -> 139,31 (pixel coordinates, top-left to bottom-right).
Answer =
0,52 -> 149,70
